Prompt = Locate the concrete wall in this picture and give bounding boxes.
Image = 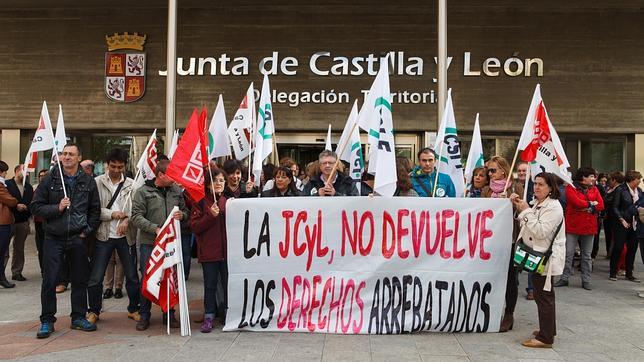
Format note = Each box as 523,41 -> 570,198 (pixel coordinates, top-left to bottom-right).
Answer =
1,1 -> 644,135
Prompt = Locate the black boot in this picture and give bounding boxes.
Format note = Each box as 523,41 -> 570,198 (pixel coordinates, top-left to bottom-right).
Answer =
0,273 -> 15,288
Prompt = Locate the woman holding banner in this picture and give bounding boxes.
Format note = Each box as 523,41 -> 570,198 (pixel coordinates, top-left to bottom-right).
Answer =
190,168 -> 229,333
481,156 -> 523,332
511,172 -> 565,348
261,167 -> 301,197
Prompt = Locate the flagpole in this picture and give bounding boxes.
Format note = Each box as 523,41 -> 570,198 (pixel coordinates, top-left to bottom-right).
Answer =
167,281 -> 170,335
504,147 -> 520,195
328,121 -> 359,183
47,125 -> 68,199
432,147 -> 444,197
523,165 -> 530,200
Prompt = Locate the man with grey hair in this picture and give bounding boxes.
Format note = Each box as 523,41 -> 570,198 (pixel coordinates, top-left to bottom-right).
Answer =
302,150 -> 358,196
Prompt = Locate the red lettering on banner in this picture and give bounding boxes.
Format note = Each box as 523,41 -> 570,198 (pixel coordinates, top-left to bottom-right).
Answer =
452,211 -> 464,259
479,210 -> 494,260
277,278 -> 291,329
382,211 -> 395,258
359,212 -> 375,255
288,275 -> 302,331
467,212 -> 481,259
341,210 -> 357,256
410,211 -> 428,257
318,277 -> 332,329
428,212 -> 442,255
439,210 -> 454,259
353,281 -> 366,333
308,275 -> 322,332
279,210 -> 294,258
396,209 -> 410,259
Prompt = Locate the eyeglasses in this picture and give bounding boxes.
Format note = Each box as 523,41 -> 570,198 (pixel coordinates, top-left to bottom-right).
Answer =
488,168 -> 498,174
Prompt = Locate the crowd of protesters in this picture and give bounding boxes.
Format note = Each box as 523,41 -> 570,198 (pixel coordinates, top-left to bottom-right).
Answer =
0,145 -> 642,349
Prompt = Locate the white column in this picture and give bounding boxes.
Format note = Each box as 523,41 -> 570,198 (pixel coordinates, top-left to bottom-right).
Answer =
0,129 -> 21,178
437,0 -> 447,130
635,134 -> 644,173
165,0 -> 178,154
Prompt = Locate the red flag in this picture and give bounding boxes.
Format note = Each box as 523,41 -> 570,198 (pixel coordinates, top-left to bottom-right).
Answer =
141,213 -> 181,312
166,109 -> 209,202
520,101 -> 552,162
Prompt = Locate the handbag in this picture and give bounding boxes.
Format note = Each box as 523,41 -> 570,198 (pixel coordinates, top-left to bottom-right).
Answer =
513,220 -> 563,274
638,207 -> 644,223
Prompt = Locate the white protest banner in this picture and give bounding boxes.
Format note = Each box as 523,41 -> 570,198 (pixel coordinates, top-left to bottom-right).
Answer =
224,197 -> 512,334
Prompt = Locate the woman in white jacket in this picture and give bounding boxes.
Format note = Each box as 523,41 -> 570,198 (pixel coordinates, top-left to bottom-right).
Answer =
511,172 -> 566,349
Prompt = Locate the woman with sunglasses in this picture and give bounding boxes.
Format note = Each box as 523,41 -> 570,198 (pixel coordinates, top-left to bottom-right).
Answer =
482,156 -> 524,332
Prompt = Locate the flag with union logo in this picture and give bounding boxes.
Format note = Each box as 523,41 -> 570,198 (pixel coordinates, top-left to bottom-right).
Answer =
166,109 -> 209,202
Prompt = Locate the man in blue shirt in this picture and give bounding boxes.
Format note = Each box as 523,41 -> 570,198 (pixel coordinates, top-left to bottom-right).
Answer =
410,147 -> 456,197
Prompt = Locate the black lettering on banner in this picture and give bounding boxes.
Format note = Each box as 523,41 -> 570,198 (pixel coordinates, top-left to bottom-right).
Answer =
466,282 -> 481,333
258,212 -> 271,256
381,277 -> 392,334
434,281 -> 448,329
401,275 -> 413,334
263,280 -> 276,328
391,277 -> 402,334
243,211 -> 255,259
249,280 -> 265,327
423,281 -> 433,331
478,282 -> 492,332
455,281 -> 469,332
412,276 -> 423,332
238,278 -> 250,328
440,282 -> 455,332
368,279 -> 380,333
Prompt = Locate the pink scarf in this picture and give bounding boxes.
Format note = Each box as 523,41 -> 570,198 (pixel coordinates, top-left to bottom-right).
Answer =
490,179 -> 510,198
629,185 -> 639,230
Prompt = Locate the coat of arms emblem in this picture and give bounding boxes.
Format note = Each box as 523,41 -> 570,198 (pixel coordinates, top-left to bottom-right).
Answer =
105,32 -> 147,102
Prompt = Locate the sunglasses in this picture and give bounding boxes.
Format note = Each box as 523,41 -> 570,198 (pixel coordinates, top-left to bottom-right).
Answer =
488,168 -> 498,174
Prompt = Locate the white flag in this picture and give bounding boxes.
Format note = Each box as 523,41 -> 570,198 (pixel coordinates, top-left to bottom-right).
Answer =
335,100 -> 363,182
208,95 -> 232,159
464,113 -> 484,189
517,84 -> 572,185
168,130 -> 179,159
356,57 -> 397,197
24,101 -> 56,178
434,89 -> 465,197
134,129 -> 158,188
325,124 -> 332,151
54,104 -> 67,153
227,83 -> 255,161
252,74 -> 274,183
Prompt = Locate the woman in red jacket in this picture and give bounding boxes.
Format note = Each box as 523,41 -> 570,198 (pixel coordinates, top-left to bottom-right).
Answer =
190,167 -> 228,333
554,167 -> 604,290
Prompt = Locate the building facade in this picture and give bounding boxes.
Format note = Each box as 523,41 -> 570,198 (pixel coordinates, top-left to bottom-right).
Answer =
2,1 -> 643,176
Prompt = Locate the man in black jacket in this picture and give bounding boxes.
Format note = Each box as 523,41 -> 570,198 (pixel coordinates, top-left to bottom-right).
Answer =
30,143 -> 101,339
303,150 -> 358,196
5,164 -> 33,281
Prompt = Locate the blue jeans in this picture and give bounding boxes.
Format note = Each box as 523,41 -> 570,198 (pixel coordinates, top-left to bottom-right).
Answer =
202,261 -> 228,319
88,237 -> 140,314
40,236 -> 90,323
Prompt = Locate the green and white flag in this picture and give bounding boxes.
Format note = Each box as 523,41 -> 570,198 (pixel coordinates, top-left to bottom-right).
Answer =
252,74 -> 274,183
464,113 -> 484,191
208,94 -> 232,159
434,89 -> 465,197
356,56 -> 396,197
335,100 -> 363,183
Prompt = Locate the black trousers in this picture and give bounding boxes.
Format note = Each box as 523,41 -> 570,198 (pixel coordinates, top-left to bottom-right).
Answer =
603,217 -> 614,255
610,225 -> 638,277
592,217 -> 602,259
40,236 -> 90,323
533,275 -> 556,344
34,221 -> 45,274
505,253 -> 518,315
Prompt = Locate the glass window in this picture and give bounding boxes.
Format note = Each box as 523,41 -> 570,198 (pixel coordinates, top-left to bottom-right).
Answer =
580,139 -> 625,173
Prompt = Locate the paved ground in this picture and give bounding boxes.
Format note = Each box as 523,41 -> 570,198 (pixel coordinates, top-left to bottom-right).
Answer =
1,235 -> 644,361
